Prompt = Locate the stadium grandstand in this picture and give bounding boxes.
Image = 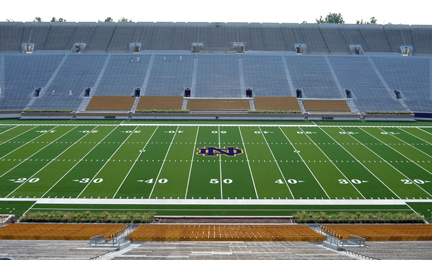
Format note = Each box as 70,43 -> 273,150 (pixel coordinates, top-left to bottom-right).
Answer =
1,21 -> 432,260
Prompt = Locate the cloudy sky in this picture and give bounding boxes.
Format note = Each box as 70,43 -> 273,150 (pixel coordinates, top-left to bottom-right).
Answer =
1,0 -> 430,25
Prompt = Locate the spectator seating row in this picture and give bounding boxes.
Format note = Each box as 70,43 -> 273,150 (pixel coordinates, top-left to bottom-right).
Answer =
187,99 -> 250,111
129,225 -> 324,242
254,97 -> 301,111
0,224 -> 126,240
136,96 -> 183,110
86,96 -> 135,110
322,224 -> 432,241
303,100 -> 351,112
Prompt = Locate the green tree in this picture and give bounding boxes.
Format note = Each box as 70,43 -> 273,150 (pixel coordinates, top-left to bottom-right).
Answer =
316,13 -> 345,24
51,17 -> 66,22
6,19 -> 14,22
356,17 -> 378,25
118,17 -> 132,22
103,17 -> 113,22
33,17 -> 42,22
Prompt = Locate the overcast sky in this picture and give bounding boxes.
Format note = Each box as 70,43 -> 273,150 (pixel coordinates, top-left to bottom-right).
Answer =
1,0 -> 430,25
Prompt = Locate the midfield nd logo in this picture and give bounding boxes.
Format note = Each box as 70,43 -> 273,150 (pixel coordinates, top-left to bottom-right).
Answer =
197,147 -> 243,157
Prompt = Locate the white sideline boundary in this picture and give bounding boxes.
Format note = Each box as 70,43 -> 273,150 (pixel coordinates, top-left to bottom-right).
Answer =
0,198 -> 429,205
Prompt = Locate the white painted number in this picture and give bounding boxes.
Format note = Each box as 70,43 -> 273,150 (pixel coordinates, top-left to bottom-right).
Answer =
351,179 -> 362,184
223,179 -> 233,184
287,179 -> 298,184
338,179 -> 349,184
402,179 -> 427,184
145,179 -> 154,184
254,131 -> 261,134
210,179 -> 219,184
15,178 -> 27,183
29,178 -> 39,183
275,179 -> 284,184
125,130 -> 141,133
158,178 -> 168,184
93,178 -> 103,183
79,178 -> 90,183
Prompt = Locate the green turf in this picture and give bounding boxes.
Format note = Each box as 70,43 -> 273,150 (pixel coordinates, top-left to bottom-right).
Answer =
0,201 -> 36,216
30,203 -> 412,216
1,121 -> 432,217
406,202 -> 432,218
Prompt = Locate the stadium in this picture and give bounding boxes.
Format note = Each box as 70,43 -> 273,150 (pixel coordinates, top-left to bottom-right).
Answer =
0,21 -> 432,259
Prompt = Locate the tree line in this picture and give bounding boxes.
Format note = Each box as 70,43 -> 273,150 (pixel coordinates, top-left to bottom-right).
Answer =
6,14 -> 384,24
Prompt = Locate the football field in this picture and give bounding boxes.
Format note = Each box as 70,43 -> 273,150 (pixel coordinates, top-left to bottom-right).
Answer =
1,120 -> 432,216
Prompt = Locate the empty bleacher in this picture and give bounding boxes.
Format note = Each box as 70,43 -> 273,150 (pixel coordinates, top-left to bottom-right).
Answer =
0,223 -> 126,240
303,100 -> 351,112
95,55 -> 150,96
0,240 -> 115,260
145,55 -> 194,96
129,225 -> 324,242
2,23 -> 432,55
322,224 -> 432,241
344,241 -> 432,260
86,96 -> 135,110
115,241 -> 350,259
328,56 -> 406,112
286,56 -> 342,98
136,96 -> 183,110
242,55 -> 292,97
1,55 -> 64,110
187,99 -> 250,111
30,55 -> 107,111
371,56 -> 432,112
195,55 -> 241,98
254,97 -> 301,111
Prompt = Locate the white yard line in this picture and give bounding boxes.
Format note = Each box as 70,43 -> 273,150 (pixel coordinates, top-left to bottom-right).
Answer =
41,125 -> 115,198
0,125 -> 59,161
392,127 -> 432,157
113,126 -> 159,199
218,126 -> 223,199
0,125 -> 19,136
148,126 -> 179,199
401,128 -> 432,146
184,126 -> 199,199
278,126 -> 330,199
0,126 -> 38,146
76,125 -> 140,198
323,127 -> 401,199
258,126 -> 294,199
417,127 -> 432,136
298,126 -> 366,200
237,126 -> 259,199
364,127 -> 432,177
347,127 -> 432,198
21,201 -> 38,217
6,126 -> 80,198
